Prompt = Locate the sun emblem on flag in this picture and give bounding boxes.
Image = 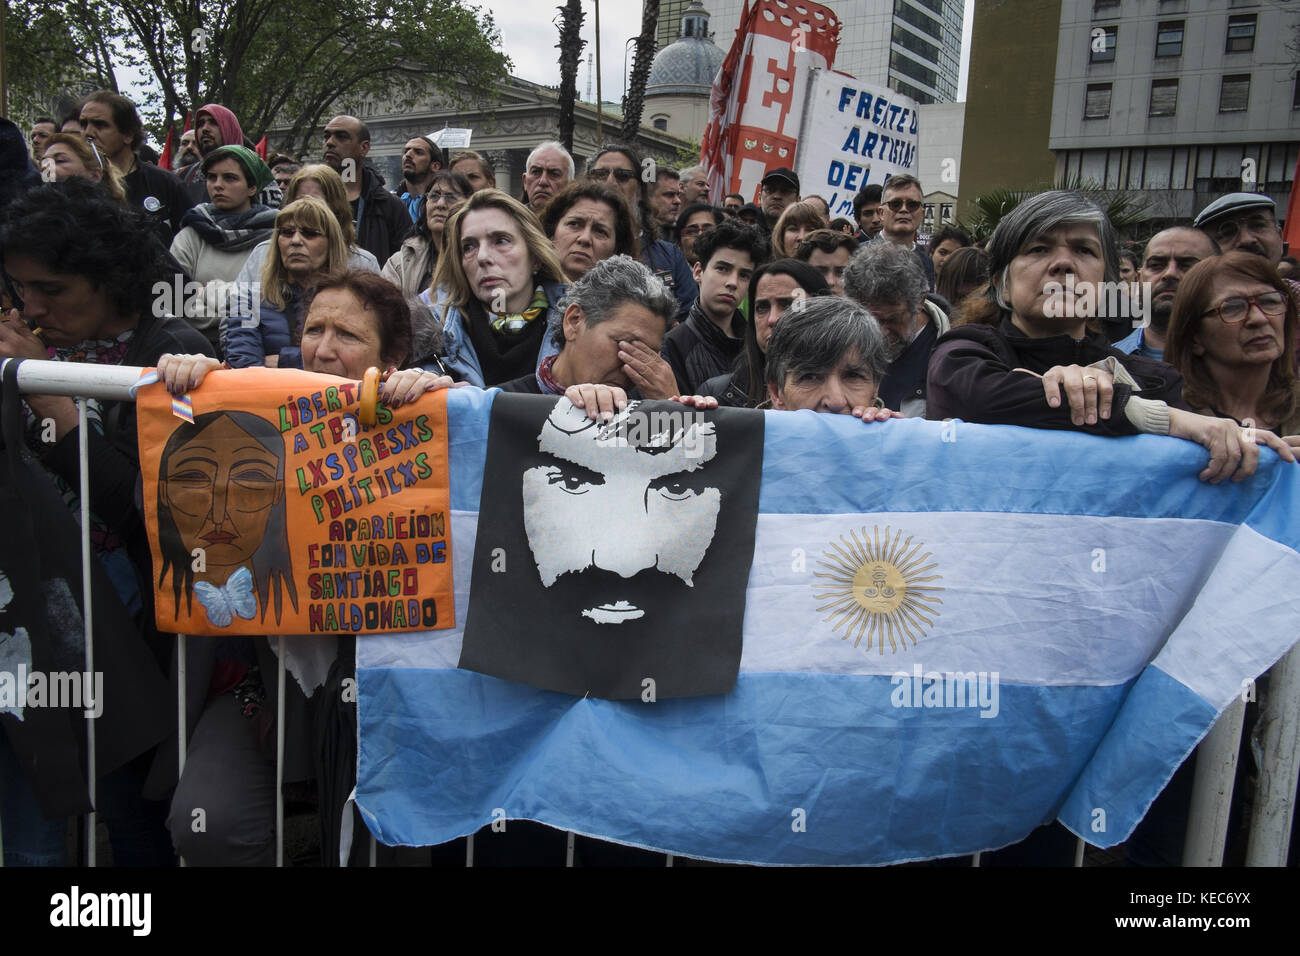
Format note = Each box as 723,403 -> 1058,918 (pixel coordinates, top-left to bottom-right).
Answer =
812,526 -> 944,653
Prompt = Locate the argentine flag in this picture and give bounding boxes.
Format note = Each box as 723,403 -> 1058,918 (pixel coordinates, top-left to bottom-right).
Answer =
354,388 -> 1300,865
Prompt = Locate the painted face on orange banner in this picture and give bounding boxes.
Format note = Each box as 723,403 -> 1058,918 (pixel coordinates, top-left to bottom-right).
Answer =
161,414 -> 284,575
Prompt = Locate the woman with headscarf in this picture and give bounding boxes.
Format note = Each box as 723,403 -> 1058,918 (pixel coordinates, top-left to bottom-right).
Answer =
169,145 -> 278,354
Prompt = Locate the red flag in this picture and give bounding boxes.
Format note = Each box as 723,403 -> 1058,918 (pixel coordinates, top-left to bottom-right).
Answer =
1284,150 -> 1300,255
158,124 -> 175,171
182,111 -> 193,132
700,0 -> 841,205
254,135 -> 268,160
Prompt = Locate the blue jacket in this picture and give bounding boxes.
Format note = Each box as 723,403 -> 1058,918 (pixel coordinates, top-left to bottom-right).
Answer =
642,236 -> 697,322
225,285 -> 306,369
430,282 -> 568,387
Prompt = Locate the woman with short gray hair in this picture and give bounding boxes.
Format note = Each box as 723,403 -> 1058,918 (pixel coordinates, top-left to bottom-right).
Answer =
926,190 -> 1294,483
762,296 -> 901,421
497,255 -> 681,401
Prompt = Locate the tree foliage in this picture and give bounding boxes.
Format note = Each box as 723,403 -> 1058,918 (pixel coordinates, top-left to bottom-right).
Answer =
5,0 -> 128,122
7,0 -> 511,155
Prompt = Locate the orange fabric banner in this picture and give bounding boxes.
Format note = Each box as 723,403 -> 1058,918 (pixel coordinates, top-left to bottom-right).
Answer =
137,368 -> 454,636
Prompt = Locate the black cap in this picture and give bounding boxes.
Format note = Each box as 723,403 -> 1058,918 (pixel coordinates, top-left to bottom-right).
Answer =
761,167 -> 800,191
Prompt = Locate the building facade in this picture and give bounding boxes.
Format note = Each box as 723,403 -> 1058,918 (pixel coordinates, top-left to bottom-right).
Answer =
703,0 -> 963,105
1050,0 -> 1299,226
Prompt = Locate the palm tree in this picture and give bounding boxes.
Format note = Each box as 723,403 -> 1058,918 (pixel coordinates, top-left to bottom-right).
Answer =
556,0 -> 587,154
621,1 -> 659,142
958,177 -> 1154,242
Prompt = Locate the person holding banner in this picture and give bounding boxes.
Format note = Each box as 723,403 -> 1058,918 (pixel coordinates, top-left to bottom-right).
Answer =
926,190 -> 1295,484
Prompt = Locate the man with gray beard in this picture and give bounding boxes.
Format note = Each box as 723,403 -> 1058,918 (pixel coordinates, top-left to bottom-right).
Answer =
843,241 -> 949,417
1114,227 -> 1219,363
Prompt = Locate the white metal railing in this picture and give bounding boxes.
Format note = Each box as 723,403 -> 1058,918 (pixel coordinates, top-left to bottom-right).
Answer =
1,356 -> 1296,869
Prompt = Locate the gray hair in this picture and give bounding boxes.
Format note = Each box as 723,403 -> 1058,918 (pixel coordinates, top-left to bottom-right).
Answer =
764,296 -> 891,391
987,190 -> 1120,309
679,165 -> 706,183
551,255 -> 677,348
525,140 -> 575,180
842,241 -> 929,314
882,173 -> 924,199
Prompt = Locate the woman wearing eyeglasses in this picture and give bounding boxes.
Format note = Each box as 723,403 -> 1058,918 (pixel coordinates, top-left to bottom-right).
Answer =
224,197 -> 349,368
382,170 -> 473,297
1166,252 -> 1300,443
587,144 -> 697,320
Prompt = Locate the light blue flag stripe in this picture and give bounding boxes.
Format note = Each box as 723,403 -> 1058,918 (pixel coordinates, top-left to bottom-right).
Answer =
354,389 -> 1300,863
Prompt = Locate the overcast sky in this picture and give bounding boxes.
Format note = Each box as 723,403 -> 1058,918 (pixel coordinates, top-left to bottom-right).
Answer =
497,0 -> 975,104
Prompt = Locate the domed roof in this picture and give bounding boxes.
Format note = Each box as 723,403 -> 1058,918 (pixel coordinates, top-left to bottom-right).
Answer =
646,1 -> 724,96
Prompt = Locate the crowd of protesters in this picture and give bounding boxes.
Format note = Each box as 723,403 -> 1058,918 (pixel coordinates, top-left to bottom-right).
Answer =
1,85 -> 1298,868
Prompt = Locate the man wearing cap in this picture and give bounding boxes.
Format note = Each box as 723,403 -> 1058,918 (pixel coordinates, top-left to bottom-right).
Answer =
875,174 -> 935,290
759,168 -> 799,225
169,144 -> 279,354
1113,227 -> 1219,362
397,135 -> 445,222
1194,192 -> 1299,305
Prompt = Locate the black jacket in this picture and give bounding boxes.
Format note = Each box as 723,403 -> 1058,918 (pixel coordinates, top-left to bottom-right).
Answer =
355,164 -> 414,265
699,365 -> 759,408
124,159 -> 194,241
661,301 -> 746,394
925,316 -> 1187,433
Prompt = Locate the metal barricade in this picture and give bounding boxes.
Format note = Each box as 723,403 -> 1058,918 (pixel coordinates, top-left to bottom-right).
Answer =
1,356 -> 1295,868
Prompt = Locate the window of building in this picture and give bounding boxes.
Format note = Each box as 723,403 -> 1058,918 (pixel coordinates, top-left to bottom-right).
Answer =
1093,0 -> 1120,16
1084,83 -> 1112,119
1225,14 -> 1256,54
652,117 -> 667,131
940,203 -> 953,223
890,50 -> 941,90
894,0 -> 942,40
892,23 -> 942,64
1219,74 -> 1250,112
1149,79 -> 1178,116
1155,20 -> 1183,57
1294,74 -> 1300,110
1090,25 -> 1117,63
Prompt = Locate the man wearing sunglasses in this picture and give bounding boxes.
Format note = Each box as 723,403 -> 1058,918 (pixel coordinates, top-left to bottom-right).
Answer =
1194,193 -> 1299,308
588,144 -> 697,321
876,174 -> 935,291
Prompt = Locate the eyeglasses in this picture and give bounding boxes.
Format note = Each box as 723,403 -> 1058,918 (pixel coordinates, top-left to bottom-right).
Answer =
590,167 -> 638,183
679,225 -> 714,238
884,198 -> 923,213
1211,215 -> 1278,243
426,190 -> 466,205
279,226 -> 323,240
1202,291 -> 1288,324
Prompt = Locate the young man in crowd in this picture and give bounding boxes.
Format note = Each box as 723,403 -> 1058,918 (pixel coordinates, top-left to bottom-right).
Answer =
661,219 -> 768,393
759,167 -> 799,226
1113,227 -> 1219,362
795,229 -> 858,297
397,135 -> 444,222
853,184 -> 883,241
29,117 -> 56,164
